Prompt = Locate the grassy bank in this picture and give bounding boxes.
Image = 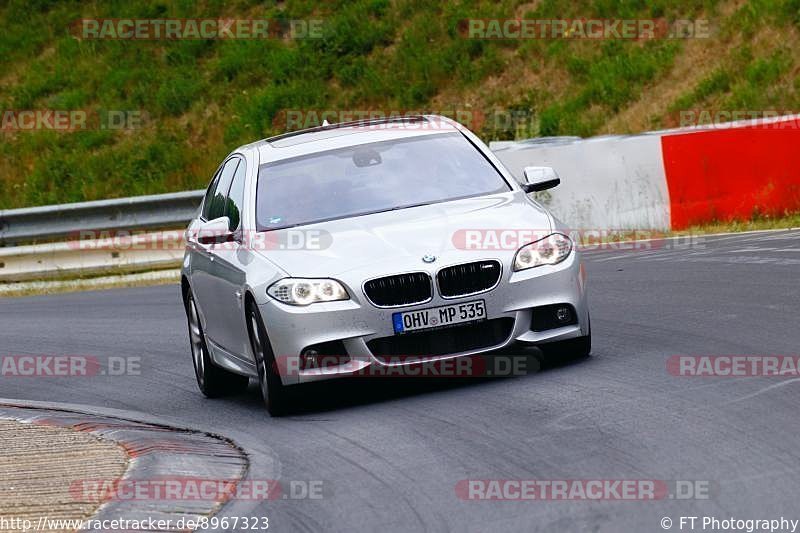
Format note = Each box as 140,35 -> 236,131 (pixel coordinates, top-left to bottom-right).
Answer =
1,0 -> 800,209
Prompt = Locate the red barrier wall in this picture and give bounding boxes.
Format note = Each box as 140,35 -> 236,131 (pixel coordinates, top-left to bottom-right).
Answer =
661,121 -> 800,229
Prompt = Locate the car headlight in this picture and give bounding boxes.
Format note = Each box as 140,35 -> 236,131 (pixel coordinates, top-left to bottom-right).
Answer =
513,233 -> 573,271
267,278 -> 349,306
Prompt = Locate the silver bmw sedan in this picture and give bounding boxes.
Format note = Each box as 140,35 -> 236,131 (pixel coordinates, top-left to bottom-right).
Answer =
182,115 -> 590,415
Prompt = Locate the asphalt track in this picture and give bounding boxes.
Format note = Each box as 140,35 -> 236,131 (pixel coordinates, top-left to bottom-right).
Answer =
2,229 -> 800,532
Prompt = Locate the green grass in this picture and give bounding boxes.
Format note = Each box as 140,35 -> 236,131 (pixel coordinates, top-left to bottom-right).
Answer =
677,211 -> 800,235
1,0 -> 800,209
540,40 -> 682,136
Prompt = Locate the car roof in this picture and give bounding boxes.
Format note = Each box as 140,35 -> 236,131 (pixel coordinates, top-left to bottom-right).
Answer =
247,114 -> 464,165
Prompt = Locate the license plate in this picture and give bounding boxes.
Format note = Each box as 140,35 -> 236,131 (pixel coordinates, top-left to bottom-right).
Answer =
392,300 -> 486,334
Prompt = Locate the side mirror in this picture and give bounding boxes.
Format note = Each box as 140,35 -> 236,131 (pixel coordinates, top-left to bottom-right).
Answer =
521,166 -> 560,193
196,216 -> 233,245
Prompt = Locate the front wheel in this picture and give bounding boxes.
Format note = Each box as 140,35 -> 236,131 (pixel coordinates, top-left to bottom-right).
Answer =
247,303 -> 290,416
185,290 -> 249,397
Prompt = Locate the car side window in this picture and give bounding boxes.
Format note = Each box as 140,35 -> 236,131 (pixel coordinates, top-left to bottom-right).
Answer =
225,159 -> 246,231
206,158 -> 240,221
201,167 -> 222,220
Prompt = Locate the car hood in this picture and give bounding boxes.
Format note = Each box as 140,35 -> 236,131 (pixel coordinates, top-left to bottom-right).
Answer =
255,192 -> 553,278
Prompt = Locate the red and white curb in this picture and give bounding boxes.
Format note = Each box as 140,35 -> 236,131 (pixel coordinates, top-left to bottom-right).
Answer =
0,401 -> 250,532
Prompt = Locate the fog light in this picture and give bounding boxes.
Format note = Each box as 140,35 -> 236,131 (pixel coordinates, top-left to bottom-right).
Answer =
301,349 -> 319,369
556,306 -> 572,323
531,304 -> 577,332
299,341 -> 350,370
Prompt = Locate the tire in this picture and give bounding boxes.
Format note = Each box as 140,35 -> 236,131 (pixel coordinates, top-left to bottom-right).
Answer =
185,290 -> 249,397
539,313 -> 592,361
246,302 -> 290,416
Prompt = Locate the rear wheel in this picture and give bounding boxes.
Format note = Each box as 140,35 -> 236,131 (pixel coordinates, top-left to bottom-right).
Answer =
247,303 -> 290,416
185,290 -> 249,397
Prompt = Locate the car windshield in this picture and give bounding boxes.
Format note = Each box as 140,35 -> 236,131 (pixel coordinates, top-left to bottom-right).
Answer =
256,132 -> 510,230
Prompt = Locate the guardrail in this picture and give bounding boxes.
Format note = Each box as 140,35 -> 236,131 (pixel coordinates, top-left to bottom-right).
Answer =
0,230 -> 186,282
0,190 -> 204,246
0,191 -> 203,283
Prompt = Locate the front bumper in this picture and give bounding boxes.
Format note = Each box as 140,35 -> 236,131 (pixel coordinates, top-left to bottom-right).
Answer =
259,252 -> 588,385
